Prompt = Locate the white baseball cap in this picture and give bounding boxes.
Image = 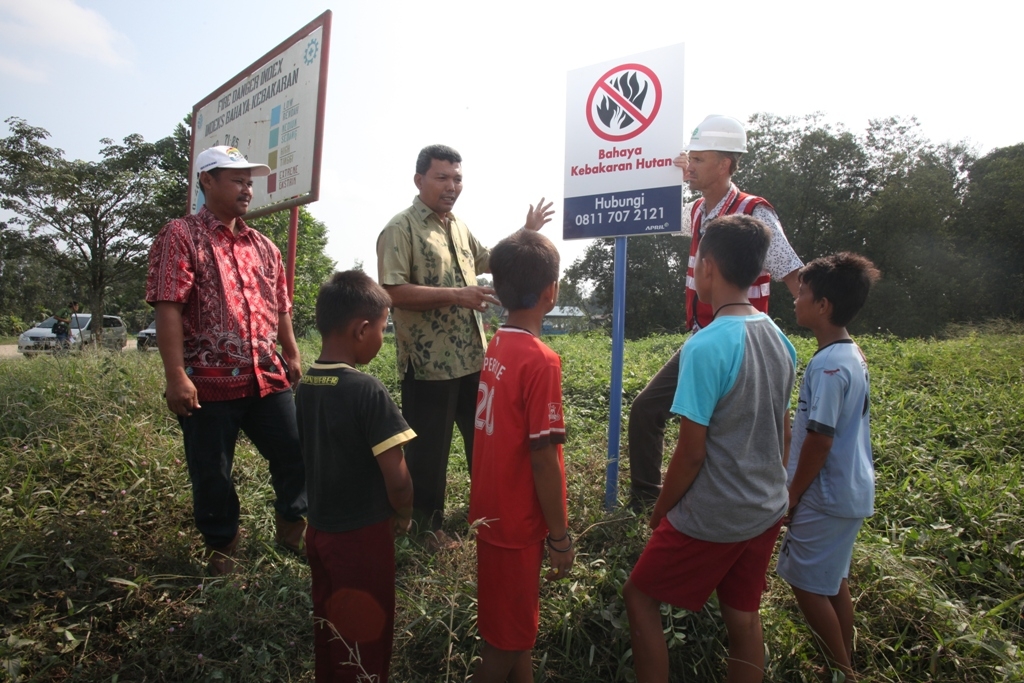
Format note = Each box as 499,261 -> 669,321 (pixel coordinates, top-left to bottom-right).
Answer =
196,146 -> 271,177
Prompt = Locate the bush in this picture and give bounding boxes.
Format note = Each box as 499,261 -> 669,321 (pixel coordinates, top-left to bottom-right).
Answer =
0,314 -> 26,336
1,331 -> 1023,681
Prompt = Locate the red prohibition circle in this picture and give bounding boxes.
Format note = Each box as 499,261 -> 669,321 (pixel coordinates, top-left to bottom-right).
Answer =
585,62 -> 662,142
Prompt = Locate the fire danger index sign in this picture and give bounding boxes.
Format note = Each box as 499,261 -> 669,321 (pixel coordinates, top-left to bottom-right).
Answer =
564,44 -> 684,240
586,63 -> 662,142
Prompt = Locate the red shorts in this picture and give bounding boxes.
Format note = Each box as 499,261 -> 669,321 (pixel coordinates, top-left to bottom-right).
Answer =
307,519 -> 395,683
476,539 -> 545,651
630,516 -> 783,613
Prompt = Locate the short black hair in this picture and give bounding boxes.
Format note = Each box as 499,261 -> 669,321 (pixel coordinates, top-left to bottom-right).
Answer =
68,300 -> 79,308
489,230 -> 560,311
416,144 -> 462,175
697,214 -> 771,289
800,252 -> 881,327
198,167 -> 224,193
315,270 -> 392,337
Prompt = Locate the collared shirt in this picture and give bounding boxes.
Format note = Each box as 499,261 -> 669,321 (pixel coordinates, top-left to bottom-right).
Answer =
377,196 -> 490,381
146,205 -> 292,402
697,183 -> 803,280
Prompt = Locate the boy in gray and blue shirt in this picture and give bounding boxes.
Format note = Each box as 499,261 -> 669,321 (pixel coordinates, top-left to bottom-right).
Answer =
624,214 -> 796,683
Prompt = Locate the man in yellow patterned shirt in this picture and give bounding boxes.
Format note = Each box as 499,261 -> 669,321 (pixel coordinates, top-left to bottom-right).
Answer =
377,144 -> 553,546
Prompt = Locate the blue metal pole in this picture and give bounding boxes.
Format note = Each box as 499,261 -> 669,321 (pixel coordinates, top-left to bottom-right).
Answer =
604,236 -> 628,510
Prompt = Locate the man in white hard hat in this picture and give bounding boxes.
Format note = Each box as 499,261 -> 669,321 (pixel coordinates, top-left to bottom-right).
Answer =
146,145 -> 307,575
627,115 -> 803,509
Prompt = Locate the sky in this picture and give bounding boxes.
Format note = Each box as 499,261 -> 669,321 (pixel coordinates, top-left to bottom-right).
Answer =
1,0 -> 1021,277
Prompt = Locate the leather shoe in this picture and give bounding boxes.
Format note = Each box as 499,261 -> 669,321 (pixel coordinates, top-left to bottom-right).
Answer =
205,530 -> 240,577
275,512 -> 307,555
423,529 -> 461,554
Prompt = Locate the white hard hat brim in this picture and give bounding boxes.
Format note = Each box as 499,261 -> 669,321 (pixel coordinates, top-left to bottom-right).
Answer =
684,130 -> 747,153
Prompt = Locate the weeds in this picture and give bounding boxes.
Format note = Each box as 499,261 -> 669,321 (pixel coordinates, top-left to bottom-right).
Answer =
1,332 -> 1023,681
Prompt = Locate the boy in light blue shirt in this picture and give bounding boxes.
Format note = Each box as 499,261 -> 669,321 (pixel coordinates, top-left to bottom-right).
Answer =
778,252 -> 880,681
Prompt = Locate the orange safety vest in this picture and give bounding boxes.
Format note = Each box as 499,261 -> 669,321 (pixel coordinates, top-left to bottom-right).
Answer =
686,187 -> 774,331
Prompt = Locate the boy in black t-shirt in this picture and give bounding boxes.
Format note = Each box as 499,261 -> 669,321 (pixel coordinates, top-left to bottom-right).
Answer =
296,270 -> 416,683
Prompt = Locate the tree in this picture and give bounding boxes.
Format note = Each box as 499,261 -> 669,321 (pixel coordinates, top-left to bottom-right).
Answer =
566,113 -> 988,338
740,114 -> 976,336
153,114 -> 192,224
857,149 -> 967,335
744,113 -> 871,257
956,143 -> 1024,320
247,208 -> 336,335
0,222 -> 76,330
0,117 -> 165,338
0,222 -> 80,326
742,114 -> 873,330
563,234 -> 689,339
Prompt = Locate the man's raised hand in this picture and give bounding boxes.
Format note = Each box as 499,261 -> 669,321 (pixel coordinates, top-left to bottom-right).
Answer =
524,197 -> 555,232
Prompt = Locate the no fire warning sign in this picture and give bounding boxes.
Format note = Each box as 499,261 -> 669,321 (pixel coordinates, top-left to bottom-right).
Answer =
564,44 -> 685,240
586,63 -> 662,142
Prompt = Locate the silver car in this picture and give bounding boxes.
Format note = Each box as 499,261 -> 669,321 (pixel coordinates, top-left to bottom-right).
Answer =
18,314 -> 129,356
137,320 -> 157,351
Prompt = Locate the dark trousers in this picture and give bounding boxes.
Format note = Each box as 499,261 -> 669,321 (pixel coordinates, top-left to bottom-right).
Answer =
178,390 -> 307,548
308,520 -> 395,683
400,368 -> 478,531
627,349 -> 682,505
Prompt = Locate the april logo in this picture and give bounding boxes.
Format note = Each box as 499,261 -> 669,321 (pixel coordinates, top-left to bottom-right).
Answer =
304,38 -> 319,66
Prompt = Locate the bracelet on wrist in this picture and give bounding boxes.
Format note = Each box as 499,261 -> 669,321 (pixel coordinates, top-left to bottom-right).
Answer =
546,530 -> 574,552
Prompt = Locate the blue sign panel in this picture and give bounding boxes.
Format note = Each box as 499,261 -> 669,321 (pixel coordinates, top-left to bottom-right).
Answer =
563,185 -> 681,240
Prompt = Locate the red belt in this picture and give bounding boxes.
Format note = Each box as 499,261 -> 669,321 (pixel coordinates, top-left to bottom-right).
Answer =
185,366 -> 255,378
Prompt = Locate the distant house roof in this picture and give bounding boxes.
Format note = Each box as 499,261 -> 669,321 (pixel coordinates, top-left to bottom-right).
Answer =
546,306 -> 586,318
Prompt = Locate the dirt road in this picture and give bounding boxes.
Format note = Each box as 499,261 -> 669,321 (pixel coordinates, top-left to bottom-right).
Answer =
0,345 -> 133,358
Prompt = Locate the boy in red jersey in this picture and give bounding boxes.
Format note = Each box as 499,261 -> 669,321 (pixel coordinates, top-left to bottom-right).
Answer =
468,229 -> 575,683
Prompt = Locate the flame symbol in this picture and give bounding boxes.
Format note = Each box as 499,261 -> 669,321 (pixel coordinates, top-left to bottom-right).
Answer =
596,71 -> 649,130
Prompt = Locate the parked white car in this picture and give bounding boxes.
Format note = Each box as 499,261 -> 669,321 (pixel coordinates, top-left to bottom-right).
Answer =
17,314 -> 128,356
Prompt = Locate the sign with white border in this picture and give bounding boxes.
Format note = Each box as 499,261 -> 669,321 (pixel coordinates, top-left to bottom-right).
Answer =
189,11 -> 331,218
563,44 -> 684,240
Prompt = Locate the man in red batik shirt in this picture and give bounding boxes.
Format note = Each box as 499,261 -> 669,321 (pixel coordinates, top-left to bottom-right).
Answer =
146,146 -> 307,576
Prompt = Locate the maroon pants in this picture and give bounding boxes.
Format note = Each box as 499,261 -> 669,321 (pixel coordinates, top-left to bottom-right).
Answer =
307,519 -> 395,682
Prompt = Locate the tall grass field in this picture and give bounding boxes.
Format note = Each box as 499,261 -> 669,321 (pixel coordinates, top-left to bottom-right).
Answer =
1,328 -> 1022,682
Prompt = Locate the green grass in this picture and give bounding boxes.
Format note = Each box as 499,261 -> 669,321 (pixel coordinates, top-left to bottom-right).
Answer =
1,330 -> 1023,681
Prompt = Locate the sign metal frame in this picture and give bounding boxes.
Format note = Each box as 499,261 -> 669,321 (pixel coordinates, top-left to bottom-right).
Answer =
187,10 -> 332,220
